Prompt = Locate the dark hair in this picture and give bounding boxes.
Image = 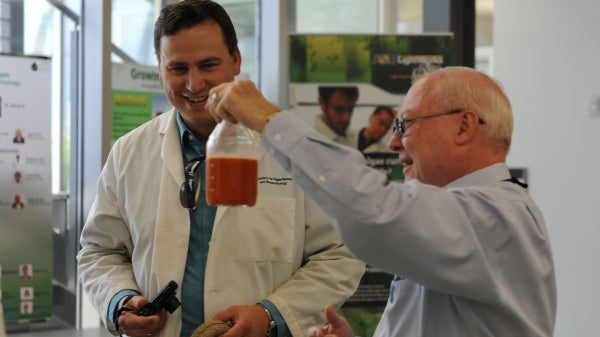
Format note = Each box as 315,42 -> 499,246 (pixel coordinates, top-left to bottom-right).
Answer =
318,86 -> 359,104
154,0 -> 238,63
372,105 -> 394,118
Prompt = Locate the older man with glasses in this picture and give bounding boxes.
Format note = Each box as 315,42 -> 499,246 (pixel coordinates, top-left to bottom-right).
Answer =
207,65 -> 557,337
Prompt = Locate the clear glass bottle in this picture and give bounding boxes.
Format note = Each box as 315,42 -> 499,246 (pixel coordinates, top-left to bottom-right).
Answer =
206,120 -> 259,206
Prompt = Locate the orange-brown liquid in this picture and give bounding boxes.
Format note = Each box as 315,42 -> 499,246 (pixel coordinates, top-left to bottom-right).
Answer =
206,157 -> 258,206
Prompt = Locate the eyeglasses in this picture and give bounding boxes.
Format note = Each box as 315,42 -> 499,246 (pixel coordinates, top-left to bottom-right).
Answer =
393,109 -> 485,136
179,156 -> 205,211
393,109 -> 463,136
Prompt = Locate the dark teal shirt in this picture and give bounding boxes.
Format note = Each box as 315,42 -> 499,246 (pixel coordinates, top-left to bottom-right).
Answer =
176,113 -> 217,337
176,113 -> 289,337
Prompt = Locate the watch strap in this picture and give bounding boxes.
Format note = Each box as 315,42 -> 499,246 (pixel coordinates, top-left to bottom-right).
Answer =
257,303 -> 276,337
114,295 -> 134,337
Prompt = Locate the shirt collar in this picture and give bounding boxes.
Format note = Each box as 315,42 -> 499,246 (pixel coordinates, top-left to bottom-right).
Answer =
176,111 -> 205,163
176,111 -> 188,141
444,163 -> 511,189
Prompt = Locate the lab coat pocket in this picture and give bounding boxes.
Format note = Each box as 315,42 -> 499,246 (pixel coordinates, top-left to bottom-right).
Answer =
235,196 -> 295,263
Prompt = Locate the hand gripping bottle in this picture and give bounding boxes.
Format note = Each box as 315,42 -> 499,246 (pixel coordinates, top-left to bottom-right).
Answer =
206,120 -> 258,206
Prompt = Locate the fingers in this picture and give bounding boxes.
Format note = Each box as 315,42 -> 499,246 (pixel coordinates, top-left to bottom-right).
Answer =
127,295 -> 150,311
306,305 -> 352,337
308,326 -> 325,337
206,80 -> 280,134
210,304 -> 267,337
118,311 -> 161,336
210,312 -> 232,325
207,83 -> 237,125
323,305 -> 344,328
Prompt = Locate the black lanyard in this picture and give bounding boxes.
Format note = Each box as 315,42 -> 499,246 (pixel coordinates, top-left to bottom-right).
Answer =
503,177 -> 528,189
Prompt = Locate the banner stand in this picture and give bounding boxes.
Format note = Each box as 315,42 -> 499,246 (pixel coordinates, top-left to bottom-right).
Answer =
1,265 -> 6,337
0,54 -> 53,326
0,304 -> 5,337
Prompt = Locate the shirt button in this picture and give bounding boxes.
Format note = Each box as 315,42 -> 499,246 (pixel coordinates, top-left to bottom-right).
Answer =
273,134 -> 282,142
178,238 -> 187,246
319,175 -> 326,182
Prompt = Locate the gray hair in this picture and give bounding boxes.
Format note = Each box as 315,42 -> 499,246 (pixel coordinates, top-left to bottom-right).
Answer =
412,65 -> 513,151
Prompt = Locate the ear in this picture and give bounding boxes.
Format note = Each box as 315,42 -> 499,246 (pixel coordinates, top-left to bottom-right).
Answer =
232,47 -> 242,76
455,109 -> 480,145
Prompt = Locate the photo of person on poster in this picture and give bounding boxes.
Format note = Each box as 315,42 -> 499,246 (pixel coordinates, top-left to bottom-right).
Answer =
13,128 -> 25,144
314,86 -> 359,148
20,302 -> 33,314
20,287 -> 34,300
11,194 -> 25,209
358,105 -> 396,153
14,171 -> 22,184
19,264 -> 33,279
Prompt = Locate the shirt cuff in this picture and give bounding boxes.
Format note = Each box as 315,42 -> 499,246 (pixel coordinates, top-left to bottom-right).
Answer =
107,289 -> 141,327
258,300 -> 291,337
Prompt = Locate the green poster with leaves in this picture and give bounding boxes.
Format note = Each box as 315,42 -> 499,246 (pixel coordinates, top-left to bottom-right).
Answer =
290,34 -> 454,94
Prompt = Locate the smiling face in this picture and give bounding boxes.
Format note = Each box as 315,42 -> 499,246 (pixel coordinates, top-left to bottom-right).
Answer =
388,79 -> 461,186
388,66 -> 512,186
158,20 -> 241,139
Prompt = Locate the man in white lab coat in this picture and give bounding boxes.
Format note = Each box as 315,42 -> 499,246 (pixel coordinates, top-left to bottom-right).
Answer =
77,1 -> 364,337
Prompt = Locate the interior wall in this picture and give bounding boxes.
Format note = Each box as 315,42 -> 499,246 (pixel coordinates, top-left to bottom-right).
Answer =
494,1 -> 600,336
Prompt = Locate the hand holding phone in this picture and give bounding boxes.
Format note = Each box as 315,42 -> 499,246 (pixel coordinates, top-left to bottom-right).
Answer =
137,280 -> 181,316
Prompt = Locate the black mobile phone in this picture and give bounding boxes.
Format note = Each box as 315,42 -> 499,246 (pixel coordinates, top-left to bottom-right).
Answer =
137,280 -> 181,316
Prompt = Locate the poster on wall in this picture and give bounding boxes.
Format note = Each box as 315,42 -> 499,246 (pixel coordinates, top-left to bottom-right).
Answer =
289,33 -> 454,182
111,62 -> 171,141
0,54 -> 53,324
289,34 -> 454,336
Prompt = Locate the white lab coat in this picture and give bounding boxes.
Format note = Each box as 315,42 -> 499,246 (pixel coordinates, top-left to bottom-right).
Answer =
77,108 -> 365,337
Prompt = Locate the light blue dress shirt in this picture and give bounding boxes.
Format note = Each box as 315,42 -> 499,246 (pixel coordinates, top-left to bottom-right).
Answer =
260,110 -> 557,337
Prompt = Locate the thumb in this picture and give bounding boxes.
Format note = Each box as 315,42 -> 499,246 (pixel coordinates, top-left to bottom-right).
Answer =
323,305 -> 345,328
127,295 -> 149,311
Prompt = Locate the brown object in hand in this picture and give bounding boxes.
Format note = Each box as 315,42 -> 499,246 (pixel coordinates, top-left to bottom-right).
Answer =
191,319 -> 231,337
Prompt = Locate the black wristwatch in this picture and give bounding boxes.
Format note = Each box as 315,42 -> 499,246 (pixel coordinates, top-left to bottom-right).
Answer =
113,295 -> 134,337
257,303 -> 276,337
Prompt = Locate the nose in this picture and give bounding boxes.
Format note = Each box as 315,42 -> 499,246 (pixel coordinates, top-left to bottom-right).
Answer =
387,131 -> 404,152
341,112 -> 352,123
185,69 -> 206,93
